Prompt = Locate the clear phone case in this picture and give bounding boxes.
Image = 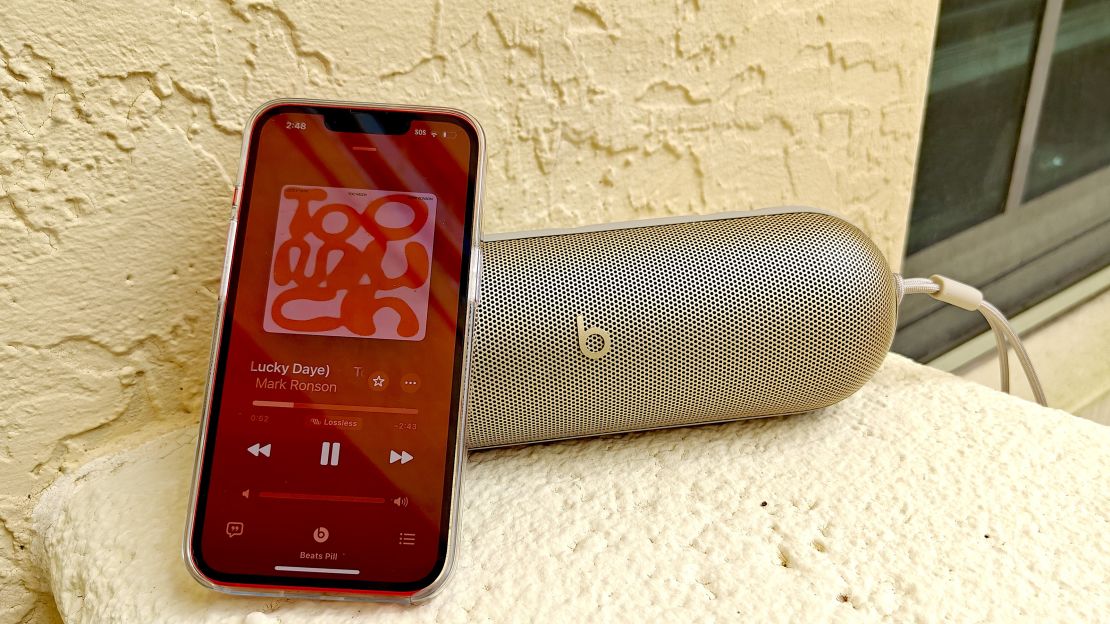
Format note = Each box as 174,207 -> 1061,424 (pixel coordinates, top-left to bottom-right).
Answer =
181,98 -> 485,604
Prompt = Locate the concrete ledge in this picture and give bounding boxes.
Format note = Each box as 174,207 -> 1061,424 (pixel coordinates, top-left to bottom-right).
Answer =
33,355 -> 1110,623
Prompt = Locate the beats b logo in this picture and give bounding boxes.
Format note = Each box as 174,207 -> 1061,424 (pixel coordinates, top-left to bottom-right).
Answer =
576,315 -> 612,359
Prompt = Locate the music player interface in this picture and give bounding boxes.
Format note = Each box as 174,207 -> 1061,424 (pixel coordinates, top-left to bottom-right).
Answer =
194,110 -> 475,588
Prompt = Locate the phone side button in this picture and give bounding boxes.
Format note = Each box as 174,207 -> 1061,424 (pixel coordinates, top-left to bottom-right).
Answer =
230,185 -> 241,219
218,219 -> 238,300
474,248 -> 483,304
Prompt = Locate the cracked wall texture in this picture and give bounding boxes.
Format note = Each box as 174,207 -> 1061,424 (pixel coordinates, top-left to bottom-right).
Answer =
0,1 -> 938,621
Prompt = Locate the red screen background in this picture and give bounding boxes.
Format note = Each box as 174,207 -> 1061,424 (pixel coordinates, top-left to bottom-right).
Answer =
191,107 -> 477,591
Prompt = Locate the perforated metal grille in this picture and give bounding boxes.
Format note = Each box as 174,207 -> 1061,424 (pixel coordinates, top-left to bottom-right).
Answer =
465,211 -> 897,449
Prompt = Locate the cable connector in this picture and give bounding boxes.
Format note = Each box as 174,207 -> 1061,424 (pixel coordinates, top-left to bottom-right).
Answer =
896,273 -> 1048,407
927,274 -> 983,311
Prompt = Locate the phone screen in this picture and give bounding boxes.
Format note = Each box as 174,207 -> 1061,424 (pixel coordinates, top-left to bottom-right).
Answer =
189,104 -> 480,593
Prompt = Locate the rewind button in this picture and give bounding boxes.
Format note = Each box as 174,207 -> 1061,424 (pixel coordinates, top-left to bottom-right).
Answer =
247,443 -> 271,457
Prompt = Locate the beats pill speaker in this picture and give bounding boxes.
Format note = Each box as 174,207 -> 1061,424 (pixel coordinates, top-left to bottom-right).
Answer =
465,207 -> 898,449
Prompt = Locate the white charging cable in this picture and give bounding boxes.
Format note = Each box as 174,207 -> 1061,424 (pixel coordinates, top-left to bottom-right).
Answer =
894,274 -> 1048,407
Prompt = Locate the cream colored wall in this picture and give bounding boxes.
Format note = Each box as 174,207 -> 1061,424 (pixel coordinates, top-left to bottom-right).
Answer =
0,1 -> 938,621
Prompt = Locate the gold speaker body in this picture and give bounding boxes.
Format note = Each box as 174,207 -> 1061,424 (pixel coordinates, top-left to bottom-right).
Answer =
466,208 -> 898,449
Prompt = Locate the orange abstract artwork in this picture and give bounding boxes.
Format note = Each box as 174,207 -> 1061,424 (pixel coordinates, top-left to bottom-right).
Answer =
263,185 -> 437,340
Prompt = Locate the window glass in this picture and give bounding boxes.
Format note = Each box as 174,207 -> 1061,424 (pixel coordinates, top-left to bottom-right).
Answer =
1023,0 -> 1110,200
907,0 -> 1043,254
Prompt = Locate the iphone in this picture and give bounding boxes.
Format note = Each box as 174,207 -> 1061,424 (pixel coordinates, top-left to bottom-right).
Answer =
184,99 -> 483,602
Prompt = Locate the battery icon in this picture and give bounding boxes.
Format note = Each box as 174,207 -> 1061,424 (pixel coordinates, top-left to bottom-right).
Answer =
442,130 -> 458,140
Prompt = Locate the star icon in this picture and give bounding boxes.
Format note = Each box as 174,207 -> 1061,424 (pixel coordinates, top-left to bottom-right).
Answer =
368,371 -> 389,391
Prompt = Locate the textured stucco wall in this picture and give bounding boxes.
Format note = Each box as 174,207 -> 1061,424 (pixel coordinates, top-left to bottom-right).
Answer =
0,1 -> 938,621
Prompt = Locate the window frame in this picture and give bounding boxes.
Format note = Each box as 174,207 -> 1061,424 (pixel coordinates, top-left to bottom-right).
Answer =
894,0 -> 1110,362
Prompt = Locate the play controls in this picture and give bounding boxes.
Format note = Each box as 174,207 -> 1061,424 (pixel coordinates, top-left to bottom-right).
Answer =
247,442 -> 271,457
320,441 -> 341,466
389,450 -> 413,464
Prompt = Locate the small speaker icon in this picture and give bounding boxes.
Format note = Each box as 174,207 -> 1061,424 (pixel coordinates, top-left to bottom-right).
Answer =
392,496 -> 409,508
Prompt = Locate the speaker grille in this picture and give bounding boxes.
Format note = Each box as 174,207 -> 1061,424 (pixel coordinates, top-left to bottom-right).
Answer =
466,211 -> 897,449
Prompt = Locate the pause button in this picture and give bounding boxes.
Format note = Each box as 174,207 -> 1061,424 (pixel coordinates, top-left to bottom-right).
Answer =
319,441 -> 340,466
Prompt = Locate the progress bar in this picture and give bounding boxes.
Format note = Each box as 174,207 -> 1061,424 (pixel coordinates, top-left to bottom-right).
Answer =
253,400 -> 416,415
275,565 -> 360,575
259,491 -> 385,504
